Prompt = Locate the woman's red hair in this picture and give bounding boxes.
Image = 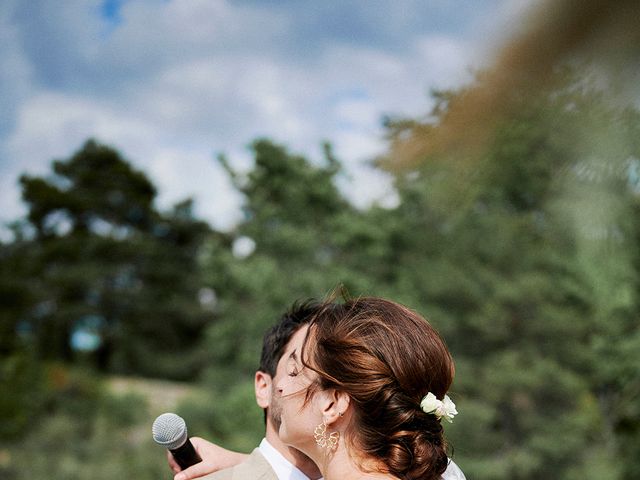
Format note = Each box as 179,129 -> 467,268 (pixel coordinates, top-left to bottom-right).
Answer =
304,297 -> 454,480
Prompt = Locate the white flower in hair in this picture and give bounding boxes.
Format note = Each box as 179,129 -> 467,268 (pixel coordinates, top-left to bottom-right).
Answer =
420,392 -> 458,423
420,392 -> 441,414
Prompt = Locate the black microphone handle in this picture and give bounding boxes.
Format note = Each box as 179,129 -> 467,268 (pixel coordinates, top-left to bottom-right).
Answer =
170,437 -> 202,470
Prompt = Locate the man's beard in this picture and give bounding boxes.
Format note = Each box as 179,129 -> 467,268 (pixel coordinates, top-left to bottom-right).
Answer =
269,391 -> 283,431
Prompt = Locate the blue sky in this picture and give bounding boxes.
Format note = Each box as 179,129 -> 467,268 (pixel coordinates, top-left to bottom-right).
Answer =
0,0 -> 534,236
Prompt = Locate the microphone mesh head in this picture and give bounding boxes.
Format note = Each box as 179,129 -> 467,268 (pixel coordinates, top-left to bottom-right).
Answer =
152,413 -> 188,450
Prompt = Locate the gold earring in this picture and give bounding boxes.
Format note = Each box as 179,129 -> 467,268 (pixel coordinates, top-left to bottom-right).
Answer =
314,422 -> 339,451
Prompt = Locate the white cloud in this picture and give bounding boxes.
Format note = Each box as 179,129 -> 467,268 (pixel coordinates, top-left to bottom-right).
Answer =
146,145 -> 244,229
414,35 -> 476,88
5,93 -> 158,186
333,97 -> 380,130
101,0 -> 288,74
0,0 -> 513,236
4,91 -> 244,230
473,0 -> 541,56
0,1 -> 35,131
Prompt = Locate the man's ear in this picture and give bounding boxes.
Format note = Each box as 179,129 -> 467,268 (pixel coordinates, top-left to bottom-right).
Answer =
318,389 -> 350,426
255,371 -> 272,409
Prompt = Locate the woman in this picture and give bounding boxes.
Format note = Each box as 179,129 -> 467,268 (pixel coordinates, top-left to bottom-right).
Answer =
276,297 -> 460,480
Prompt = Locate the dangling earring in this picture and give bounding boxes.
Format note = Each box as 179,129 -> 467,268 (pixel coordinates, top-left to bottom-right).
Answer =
314,422 -> 339,451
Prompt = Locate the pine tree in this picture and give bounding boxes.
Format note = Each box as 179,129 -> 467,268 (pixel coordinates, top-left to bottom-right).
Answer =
12,140 -> 211,379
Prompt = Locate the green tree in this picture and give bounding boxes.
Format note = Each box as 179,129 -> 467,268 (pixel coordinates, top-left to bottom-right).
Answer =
11,139 -> 211,379
381,68 -> 640,479
193,139 -> 380,448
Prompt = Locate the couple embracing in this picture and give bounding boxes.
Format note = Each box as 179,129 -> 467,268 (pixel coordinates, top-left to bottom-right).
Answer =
168,297 -> 465,480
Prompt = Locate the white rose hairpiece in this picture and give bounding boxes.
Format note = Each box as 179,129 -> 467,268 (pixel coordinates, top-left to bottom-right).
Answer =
420,392 -> 458,423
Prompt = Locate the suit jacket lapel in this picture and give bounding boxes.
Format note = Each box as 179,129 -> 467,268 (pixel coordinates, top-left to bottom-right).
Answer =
232,448 -> 278,480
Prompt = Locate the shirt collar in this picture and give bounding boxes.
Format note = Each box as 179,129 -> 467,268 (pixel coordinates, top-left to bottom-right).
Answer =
259,438 -> 312,480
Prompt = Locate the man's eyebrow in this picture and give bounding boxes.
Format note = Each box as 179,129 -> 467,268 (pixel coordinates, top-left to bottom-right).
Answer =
288,350 -> 298,361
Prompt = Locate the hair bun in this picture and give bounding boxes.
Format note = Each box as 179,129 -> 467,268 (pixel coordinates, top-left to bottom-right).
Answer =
386,413 -> 449,480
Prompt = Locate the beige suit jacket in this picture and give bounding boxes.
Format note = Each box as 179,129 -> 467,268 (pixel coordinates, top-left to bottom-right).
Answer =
200,448 -> 278,480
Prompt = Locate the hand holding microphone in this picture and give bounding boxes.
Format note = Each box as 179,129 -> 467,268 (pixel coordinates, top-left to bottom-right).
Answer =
152,413 -> 202,470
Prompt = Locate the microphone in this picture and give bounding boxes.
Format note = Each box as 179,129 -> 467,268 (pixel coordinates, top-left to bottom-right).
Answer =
152,412 -> 202,470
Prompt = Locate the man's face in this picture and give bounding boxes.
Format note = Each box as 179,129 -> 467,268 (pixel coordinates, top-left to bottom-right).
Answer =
275,325 -> 319,452
268,326 -> 307,430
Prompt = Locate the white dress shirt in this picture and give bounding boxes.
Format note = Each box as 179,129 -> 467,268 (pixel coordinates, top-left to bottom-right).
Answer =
259,438 -> 313,480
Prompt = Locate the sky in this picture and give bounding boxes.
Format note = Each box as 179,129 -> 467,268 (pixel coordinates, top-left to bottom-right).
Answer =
0,0 -> 535,236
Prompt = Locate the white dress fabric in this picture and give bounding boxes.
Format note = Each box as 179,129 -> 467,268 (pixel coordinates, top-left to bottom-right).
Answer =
442,459 -> 466,480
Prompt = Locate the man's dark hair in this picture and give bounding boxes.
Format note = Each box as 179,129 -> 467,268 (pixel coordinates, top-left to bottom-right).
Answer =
258,299 -> 321,377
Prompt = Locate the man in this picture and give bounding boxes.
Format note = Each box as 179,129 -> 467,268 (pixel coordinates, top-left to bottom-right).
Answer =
169,301 -> 322,480
168,300 -> 466,480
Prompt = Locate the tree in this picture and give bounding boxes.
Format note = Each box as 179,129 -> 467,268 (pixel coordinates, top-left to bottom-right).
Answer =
192,139 -> 381,447
204,139 -> 366,374
381,67 -> 640,479
10,140 -> 211,379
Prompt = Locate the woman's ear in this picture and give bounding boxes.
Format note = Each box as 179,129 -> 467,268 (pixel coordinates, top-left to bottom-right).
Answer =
319,389 -> 351,426
255,371 -> 272,409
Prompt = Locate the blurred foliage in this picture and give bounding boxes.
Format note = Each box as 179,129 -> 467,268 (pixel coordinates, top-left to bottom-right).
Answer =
0,363 -> 164,479
0,66 -> 639,479
379,66 -> 640,480
5,140 -> 211,380
176,380 -> 263,452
